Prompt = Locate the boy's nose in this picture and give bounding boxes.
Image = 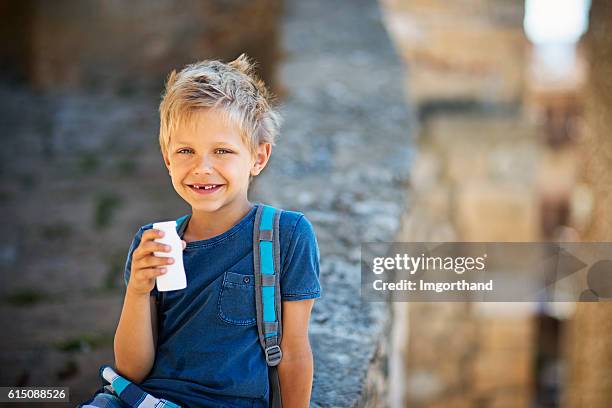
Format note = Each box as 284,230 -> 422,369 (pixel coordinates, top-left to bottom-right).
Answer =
194,166 -> 213,175
194,157 -> 214,174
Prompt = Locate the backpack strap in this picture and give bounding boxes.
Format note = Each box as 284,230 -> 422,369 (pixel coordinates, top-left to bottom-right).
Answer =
253,204 -> 283,408
253,204 -> 283,363
176,214 -> 191,237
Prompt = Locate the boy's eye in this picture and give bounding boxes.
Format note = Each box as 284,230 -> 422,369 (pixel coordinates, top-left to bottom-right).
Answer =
177,148 -> 232,155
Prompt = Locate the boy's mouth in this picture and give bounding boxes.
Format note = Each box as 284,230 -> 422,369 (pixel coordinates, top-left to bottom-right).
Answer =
187,184 -> 224,195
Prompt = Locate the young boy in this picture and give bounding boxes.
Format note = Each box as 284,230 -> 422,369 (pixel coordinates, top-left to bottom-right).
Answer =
81,55 -> 321,407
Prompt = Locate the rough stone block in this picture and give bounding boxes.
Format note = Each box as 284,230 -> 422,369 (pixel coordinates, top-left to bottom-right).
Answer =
479,318 -> 535,353
456,183 -> 540,241
473,349 -> 533,394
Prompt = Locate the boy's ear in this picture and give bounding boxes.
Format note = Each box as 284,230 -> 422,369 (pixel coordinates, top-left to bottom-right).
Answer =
251,143 -> 272,176
163,153 -> 171,173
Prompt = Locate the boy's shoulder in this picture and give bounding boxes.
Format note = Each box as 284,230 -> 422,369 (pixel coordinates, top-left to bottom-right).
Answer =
278,207 -> 317,242
278,207 -> 306,227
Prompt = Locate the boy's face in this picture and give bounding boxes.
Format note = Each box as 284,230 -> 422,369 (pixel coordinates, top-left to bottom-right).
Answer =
164,108 -> 270,213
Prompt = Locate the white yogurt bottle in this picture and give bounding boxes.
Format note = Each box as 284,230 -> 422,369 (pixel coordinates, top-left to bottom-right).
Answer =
152,220 -> 187,291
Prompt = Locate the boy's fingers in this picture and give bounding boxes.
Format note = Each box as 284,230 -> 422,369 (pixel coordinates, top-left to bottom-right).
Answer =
141,255 -> 174,269
141,267 -> 166,280
143,229 -> 164,240
134,230 -> 164,257
139,265 -> 167,279
133,242 -> 167,261
141,241 -> 171,253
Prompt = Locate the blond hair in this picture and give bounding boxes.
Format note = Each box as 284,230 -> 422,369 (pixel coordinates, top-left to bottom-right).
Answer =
158,54 -> 281,161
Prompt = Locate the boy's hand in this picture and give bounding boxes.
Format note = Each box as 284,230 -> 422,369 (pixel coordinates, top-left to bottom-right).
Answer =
127,229 -> 187,296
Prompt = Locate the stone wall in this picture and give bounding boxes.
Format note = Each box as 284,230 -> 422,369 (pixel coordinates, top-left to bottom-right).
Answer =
252,0 -> 412,405
380,0 -> 562,406
382,0 -> 526,108
563,1 -> 612,406
0,0 -> 281,93
383,0 -> 612,405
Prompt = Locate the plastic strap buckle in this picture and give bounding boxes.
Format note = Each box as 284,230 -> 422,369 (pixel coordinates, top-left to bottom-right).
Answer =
259,229 -> 273,241
265,345 -> 282,366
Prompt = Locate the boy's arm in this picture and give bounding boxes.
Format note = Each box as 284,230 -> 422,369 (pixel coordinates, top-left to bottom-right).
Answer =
278,299 -> 316,408
113,291 -> 158,383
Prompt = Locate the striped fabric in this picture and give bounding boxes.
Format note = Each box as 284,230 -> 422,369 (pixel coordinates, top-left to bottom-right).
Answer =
79,365 -> 182,408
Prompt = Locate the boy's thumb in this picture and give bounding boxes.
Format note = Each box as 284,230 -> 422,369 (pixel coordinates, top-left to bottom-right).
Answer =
182,240 -> 186,249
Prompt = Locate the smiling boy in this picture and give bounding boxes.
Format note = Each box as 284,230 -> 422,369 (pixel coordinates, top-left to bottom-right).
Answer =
86,55 -> 322,408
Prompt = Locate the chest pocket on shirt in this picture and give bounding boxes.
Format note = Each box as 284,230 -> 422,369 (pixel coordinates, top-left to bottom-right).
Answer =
217,271 -> 257,326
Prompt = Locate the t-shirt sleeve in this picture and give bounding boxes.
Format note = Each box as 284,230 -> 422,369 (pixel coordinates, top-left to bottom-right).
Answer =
280,214 -> 322,301
124,225 -> 158,298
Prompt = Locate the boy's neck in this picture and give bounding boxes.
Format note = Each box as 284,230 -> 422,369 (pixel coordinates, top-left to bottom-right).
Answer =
184,200 -> 254,243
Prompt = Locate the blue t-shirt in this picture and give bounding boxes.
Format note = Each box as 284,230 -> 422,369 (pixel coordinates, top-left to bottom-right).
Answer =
122,203 -> 322,407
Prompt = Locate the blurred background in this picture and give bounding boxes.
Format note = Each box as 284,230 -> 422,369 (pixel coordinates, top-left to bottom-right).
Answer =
0,0 -> 611,407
